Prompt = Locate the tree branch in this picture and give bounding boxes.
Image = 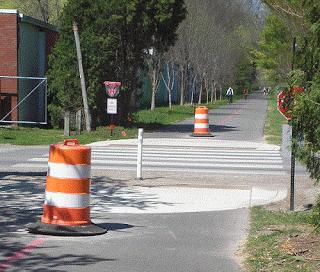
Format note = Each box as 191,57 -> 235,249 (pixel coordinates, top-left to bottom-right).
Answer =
263,0 -> 305,18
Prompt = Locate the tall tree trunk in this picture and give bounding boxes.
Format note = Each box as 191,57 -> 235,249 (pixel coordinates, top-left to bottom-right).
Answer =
180,65 -> 185,106
206,79 -> 209,104
151,91 -> 156,111
190,74 -> 197,105
150,70 -> 157,111
198,83 -> 202,104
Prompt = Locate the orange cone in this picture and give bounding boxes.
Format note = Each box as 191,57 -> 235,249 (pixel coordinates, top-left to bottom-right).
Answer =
191,106 -> 213,137
27,140 -> 106,236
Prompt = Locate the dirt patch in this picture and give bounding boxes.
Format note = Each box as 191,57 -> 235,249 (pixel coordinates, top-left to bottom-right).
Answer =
277,231 -> 320,264
265,175 -> 320,212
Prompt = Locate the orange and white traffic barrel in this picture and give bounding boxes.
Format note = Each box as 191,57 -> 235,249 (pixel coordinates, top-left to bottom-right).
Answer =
27,139 -> 106,236
192,106 -> 212,137
42,139 -> 91,225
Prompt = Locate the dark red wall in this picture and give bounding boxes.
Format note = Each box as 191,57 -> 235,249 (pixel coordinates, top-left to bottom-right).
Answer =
0,12 -> 18,121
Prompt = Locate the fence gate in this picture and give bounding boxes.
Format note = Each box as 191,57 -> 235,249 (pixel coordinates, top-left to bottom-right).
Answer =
0,76 -> 47,125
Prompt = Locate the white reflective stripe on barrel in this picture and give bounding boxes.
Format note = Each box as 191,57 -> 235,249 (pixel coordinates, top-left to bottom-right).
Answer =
44,191 -> 90,208
194,123 -> 209,128
195,114 -> 208,119
48,162 -> 91,179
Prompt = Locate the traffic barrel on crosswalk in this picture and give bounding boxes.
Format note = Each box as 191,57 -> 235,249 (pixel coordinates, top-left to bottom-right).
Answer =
191,106 -> 213,137
27,139 -> 106,236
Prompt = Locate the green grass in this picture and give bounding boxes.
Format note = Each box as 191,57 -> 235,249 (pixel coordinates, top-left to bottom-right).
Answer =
246,206 -> 319,272
0,125 -> 138,145
246,87 -> 320,271
132,100 -> 229,130
264,87 -> 288,145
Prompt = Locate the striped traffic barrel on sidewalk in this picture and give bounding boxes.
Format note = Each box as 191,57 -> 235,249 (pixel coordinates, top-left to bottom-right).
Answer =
27,139 -> 106,236
42,139 -> 91,225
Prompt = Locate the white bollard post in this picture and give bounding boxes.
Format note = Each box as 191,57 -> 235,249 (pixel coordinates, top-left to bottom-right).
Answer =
136,128 -> 143,180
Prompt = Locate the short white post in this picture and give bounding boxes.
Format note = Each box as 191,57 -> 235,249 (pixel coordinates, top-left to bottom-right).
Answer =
136,128 -> 143,180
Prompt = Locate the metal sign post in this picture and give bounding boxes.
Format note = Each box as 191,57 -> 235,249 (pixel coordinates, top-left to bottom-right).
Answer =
107,98 -> 117,137
277,90 -> 298,212
104,81 -> 121,136
290,127 -> 296,212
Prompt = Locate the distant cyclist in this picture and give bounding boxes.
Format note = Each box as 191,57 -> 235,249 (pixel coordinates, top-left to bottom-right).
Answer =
263,87 -> 267,95
243,89 -> 248,100
226,87 -> 234,104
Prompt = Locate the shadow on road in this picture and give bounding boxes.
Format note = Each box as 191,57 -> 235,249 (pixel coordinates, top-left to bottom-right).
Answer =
91,176 -> 174,215
0,240 -> 115,271
154,124 -> 238,134
0,174 -> 151,270
0,174 -> 171,238
0,171 -> 47,179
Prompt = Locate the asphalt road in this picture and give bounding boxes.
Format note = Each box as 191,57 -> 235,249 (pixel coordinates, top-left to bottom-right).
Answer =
0,91 -> 287,272
144,91 -> 267,141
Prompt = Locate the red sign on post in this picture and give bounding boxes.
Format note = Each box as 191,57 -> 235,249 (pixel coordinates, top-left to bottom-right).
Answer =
278,90 -> 291,120
278,87 -> 304,120
104,81 -> 121,97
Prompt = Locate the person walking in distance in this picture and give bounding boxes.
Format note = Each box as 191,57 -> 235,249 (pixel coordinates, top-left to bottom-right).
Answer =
226,87 -> 234,104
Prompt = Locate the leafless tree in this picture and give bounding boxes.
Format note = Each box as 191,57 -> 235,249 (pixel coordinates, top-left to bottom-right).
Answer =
161,49 -> 177,109
144,48 -> 164,111
166,0 -> 261,105
3,0 -> 65,25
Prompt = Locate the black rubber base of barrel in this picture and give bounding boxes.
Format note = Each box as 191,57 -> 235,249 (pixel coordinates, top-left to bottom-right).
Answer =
190,133 -> 214,137
26,221 -> 107,236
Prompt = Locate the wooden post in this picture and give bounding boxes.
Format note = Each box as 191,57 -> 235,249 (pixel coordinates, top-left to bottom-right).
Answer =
64,111 -> 70,137
76,109 -> 82,135
73,22 -> 91,132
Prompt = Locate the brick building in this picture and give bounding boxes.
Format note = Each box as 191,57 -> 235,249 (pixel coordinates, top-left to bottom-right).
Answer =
0,9 -> 58,124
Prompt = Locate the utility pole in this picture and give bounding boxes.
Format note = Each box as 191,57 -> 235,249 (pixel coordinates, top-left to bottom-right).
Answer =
73,22 -> 91,132
290,37 -> 297,212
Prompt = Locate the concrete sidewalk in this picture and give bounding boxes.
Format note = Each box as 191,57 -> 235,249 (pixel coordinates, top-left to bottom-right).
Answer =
89,138 -> 287,214
91,185 -> 287,214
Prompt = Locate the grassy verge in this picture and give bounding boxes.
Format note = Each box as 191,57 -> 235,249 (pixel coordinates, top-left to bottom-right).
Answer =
246,87 -> 320,271
0,100 -> 229,146
132,100 -> 229,131
0,125 -> 137,145
246,206 -> 320,272
263,87 -> 288,145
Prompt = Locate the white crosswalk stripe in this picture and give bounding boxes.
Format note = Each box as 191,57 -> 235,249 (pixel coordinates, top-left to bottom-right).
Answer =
90,146 -> 285,175
12,145 -> 285,175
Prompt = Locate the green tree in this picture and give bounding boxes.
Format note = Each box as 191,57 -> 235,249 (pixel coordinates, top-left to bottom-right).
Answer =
257,0 -> 320,182
291,0 -> 320,183
47,0 -> 186,128
234,52 -> 257,94
254,13 -> 293,84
